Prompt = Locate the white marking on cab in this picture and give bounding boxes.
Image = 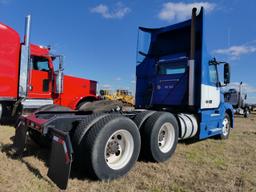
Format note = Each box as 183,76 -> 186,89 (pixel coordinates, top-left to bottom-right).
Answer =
201,84 -> 220,109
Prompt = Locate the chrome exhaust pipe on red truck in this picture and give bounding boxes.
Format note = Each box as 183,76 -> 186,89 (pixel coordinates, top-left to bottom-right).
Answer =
24,15 -> 31,46
55,56 -> 64,94
18,15 -> 32,97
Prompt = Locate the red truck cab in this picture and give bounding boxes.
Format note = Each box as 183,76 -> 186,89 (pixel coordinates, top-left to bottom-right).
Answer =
28,45 -> 97,108
0,16 -> 97,122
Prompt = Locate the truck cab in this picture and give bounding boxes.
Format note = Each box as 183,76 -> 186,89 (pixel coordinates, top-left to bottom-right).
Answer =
0,16 -> 97,122
225,83 -> 251,117
27,45 -> 54,100
136,7 -> 234,139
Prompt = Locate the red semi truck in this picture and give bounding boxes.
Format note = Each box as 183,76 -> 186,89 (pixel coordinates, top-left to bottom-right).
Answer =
0,15 -> 97,122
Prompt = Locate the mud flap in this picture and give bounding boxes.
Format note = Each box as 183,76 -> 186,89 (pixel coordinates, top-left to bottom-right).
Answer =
13,120 -> 28,155
47,128 -> 73,190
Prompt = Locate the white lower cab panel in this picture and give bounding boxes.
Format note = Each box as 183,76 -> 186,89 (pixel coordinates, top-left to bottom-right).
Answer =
201,84 -> 220,109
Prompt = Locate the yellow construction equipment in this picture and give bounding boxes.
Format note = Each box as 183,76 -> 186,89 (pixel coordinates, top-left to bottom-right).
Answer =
115,89 -> 134,106
99,89 -> 134,106
99,89 -> 114,101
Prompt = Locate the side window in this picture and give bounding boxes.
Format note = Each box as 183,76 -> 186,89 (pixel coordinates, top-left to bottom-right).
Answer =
209,64 -> 218,84
31,56 -> 50,71
158,61 -> 186,75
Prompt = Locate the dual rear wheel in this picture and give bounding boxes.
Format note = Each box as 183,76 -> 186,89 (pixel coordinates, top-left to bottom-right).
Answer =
73,112 -> 179,180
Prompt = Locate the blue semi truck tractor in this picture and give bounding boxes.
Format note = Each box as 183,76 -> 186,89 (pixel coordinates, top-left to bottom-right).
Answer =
13,7 -> 234,190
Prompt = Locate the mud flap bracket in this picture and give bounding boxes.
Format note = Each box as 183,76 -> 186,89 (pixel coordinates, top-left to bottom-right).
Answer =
47,128 -> 73,190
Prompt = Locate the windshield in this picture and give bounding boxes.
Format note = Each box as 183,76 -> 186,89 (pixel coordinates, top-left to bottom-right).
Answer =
136,29 -> 151,65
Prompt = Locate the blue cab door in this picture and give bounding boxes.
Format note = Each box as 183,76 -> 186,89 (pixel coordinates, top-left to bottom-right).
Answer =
151,58 -> 189,106
200,64 -> 223,139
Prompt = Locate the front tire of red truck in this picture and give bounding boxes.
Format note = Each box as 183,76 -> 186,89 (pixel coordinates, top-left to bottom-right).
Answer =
140,112 -> 179,162
0,103 -> 2,122
74,114 -> 141,180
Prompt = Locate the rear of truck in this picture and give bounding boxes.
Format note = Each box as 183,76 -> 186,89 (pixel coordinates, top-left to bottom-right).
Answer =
0,23 -> 20,99
0,23 -> 21,121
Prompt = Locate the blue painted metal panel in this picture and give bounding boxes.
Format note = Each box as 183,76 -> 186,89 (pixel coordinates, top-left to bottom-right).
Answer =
135,7 -> 234,140
151,56 -> 188,106
199,90 -> 234,139
198,8 -> 234,139
136,8 -> 203,109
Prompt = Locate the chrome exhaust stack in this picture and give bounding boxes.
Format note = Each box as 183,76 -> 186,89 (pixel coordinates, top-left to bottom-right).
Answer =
55,56 -> 64,94
188,8 -> 197,106
24,15 -> 31,46
19,15 -> 32,97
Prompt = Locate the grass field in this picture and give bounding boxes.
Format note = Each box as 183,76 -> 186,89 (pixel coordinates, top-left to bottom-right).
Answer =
0,113 -> 256,192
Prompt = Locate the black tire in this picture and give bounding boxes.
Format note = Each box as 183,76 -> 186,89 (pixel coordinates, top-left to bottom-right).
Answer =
35,104 -> 71,113
29,104 -> 71,147
133,110 -> 156,130
140,112 -> 179,162
219,113 -> 231,139
244,108 -> 249,118
74,114 -> 141,180
78,100 -> 123,113
72,113 -> 109,150
77,101 -> 92,110
0,102 -> 14,124
0,103 -> 2,123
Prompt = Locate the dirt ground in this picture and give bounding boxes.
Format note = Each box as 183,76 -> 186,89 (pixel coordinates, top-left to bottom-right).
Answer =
0,113 -> 256,192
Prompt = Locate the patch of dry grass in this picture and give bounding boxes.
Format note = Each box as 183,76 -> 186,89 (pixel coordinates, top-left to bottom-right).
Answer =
0,114 -> 256,192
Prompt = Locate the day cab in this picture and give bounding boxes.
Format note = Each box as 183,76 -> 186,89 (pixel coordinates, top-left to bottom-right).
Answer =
0,16 -> 97,121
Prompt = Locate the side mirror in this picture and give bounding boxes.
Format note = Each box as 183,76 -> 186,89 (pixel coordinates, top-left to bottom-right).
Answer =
224,63 -> 230,85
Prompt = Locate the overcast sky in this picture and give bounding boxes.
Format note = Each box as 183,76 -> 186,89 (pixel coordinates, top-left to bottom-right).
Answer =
0,0 -> 255,103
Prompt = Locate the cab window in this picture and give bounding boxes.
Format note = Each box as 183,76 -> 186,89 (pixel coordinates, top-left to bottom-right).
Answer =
209,64 -> 218,84
158,62 -> 186,75
31,56 -> 50,71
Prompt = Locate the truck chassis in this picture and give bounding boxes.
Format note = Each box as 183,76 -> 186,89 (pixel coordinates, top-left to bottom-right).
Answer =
13,102 -> 231,189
